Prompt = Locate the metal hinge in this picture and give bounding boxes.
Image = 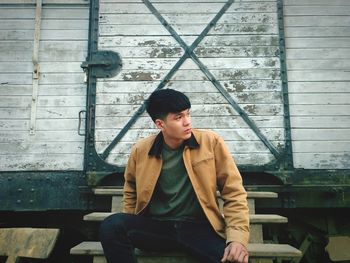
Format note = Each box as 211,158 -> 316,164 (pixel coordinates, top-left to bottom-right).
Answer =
81,50 -> 122,79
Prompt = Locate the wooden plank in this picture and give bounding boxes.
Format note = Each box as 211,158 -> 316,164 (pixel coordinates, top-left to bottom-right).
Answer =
0,49 -> 87,62
96,104 -> 283,117
0,154 -> 83,170
0,228 -> 59,261
292,129 -> 350,141
290,116 -> 350,128
96,91 -> 282,105
284,6 -> 350,15
287,59 -> 350,70
101,0 -> 277,2
112,69 -> 280,81
285,16 -> 350,27
290,105 -> 350,116
285,37 -> 350,48
0,130 -> 84,143
0,142 -> 84,154
0,119 -> 81,131
293,153 -> 350,169
95,128 -> 285,143
287,70 -> 350,81
99,24 -> 278,36
0,7 -> 88,19
325,236 -> 350,262
98,46 -> 278,58
0,0 -> 88,4
97,80 -> 282,93
0,96 -> 85,107
0,62 -> 83,73
100,2 -> 276,14
0,107 -> 84,119
286,48 -> 350,59
194,46 -> 279,58
289,94 -> 350,105
288,81 -> 349,93
0,29 -> 88,41
100,13 -> 277,25
98,35 -> 279,48
284,0 -> 350,6
285,27 -> 350,38
121,58 -> 280,70
70,241 -> 302,258
0,19 -> 88,30
0,84 -> 86,96
293,141 -> 350,153
0,73 -> 85,85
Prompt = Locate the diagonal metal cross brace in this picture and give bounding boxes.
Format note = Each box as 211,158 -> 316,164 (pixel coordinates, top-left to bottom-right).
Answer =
100,0 -> 233,159
144,0 -> 280,158
101,0 -> 281,160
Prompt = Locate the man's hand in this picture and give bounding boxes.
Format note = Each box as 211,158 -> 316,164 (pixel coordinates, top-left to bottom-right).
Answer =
221,241 -> 249,263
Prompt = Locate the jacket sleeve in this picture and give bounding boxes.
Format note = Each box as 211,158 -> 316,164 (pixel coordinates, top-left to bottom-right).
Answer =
214,136 -> 250,247
122,146 -> 137,214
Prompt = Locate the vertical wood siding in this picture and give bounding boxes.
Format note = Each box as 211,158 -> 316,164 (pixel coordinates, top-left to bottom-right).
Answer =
284,0 -> 350,169
0,1 -> 89,171
96,0 -> 284,167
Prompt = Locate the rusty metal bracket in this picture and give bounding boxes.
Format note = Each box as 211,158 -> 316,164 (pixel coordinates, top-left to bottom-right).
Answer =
81,50 -> 122,78
29,0 -> 42,135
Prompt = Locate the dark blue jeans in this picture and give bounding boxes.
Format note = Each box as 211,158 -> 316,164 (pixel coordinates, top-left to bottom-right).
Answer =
99,213 -> 226,263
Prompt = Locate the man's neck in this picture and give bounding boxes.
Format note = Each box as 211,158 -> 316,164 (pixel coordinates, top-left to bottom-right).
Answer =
163,136 -> 184,150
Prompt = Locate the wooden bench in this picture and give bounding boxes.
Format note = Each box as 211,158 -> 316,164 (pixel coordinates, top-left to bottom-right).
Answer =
0,228 -> 59,263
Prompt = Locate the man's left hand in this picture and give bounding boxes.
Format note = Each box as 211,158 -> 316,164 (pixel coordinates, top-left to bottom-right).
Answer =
221,241 -> 249,263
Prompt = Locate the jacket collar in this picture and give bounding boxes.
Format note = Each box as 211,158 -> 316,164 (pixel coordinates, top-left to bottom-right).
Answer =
148,132 -> 199,158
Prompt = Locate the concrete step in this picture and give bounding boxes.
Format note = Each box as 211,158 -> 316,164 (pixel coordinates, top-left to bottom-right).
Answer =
84,212 -> 288,224
70,241 -> 302,261
93,187 -> 278,199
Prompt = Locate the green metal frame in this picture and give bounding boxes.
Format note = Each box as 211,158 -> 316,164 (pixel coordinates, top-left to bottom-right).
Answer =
82,0 -> 350,196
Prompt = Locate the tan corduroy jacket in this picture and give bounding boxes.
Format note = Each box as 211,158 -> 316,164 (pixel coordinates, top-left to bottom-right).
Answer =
122,129 -> 250,247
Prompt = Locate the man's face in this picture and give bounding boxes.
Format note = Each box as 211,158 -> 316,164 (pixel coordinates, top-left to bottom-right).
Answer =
155,109 -> 192,148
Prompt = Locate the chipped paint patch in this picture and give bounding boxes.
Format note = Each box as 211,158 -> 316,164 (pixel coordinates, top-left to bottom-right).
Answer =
122,71 -> 161,81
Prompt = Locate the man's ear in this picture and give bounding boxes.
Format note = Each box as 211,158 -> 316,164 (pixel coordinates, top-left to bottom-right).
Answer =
155,119 -> 163,130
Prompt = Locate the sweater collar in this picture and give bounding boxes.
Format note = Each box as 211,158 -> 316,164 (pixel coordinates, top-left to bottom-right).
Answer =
148,132 -> 199,158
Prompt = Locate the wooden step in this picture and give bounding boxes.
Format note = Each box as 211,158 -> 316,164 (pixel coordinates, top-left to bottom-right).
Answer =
82,213 -> 286,244
93,188 -> 278,199
70,241 -> 302,260
84,212 -> 288,224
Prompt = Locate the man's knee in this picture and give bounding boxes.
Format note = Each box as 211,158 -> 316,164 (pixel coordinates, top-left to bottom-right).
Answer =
99,213 -> 126,241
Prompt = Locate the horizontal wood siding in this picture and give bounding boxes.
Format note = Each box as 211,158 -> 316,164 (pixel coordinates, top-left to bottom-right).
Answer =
284,0 -> 350,169
96,0 -> 283,167
0,2 -> 89,171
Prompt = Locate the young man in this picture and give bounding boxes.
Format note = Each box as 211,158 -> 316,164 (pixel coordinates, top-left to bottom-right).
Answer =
100,89 -> 250,263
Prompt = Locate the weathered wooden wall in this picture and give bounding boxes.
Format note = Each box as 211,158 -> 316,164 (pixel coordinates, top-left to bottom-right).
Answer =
96,0 -> 284,167
0,0 -> 88,171
284,0 -> 350,169
1,0 -> 349,172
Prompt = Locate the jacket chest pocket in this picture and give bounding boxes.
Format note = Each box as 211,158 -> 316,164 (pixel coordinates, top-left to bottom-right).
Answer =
191,152 -> 214,167
191,152 -> 216,186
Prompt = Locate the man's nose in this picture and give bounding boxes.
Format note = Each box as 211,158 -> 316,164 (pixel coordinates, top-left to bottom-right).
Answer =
183,115 -> 191,126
